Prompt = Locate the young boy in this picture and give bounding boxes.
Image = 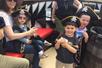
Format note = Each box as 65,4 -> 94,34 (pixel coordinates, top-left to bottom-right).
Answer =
75,13 -> 90,67
55,16 -> 80,68
76,13 -> 90,43
75,6 -> 99,66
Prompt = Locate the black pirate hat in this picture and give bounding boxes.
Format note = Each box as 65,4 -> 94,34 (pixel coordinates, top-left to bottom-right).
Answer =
12,9 -> 31,18
62,16 -> 80,27
76,6 -> 99,21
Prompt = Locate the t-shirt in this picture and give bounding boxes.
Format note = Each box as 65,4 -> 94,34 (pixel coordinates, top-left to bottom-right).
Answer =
56,34 -> 79,63
55,0 -> 77,19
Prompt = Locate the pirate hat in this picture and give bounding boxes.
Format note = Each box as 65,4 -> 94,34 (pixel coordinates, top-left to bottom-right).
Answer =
76,6 -> 99,21
62,16 -> 80,27
12,9 -> 31,18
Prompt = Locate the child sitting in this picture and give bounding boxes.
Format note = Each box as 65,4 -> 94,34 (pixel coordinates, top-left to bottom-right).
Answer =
5,9 -> 51,68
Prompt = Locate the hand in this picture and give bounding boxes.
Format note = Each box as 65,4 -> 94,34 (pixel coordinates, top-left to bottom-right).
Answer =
55,39 -> 62,49
33,32 -> 38,37
59,37 -> 69,48
52,17 -> 56,23
83,32 -> 89,42
27,27 -> 38,36
27,40 -> 32,45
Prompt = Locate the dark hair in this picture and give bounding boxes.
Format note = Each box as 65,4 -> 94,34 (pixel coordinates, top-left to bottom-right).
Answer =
0,0 -> 8,12
0,0 -> 22,12
79,13 -> 91,18
64,22 -> 79,27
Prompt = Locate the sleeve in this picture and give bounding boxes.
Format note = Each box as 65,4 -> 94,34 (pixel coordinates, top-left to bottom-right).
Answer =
0,17 -> 5,28
0,11 -> 12,26
14,30 -> 29,44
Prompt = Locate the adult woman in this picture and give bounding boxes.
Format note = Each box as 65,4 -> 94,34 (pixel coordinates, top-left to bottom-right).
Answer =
0,0 -> 36,68
0,0 -> 36,40
0,17 -> 29,68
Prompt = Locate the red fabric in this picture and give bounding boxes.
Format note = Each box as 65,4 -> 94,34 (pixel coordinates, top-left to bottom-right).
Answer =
5,52 -> 24,58
37,28 -> 53,39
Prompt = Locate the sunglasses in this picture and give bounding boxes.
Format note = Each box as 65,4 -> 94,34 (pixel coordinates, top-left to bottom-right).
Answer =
7,0 -> 16,2
18,16 -> 27,20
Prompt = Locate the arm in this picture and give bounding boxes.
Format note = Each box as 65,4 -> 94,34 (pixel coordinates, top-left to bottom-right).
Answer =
0,28 -> 4,40
4,26 -> 37,40
62,42 -> 78,53
13,30 -> 31,44
55,39 -> 61,49
61,38 -> 78,53
52,1 -> 57,23
74,0 -> 82,12
83,32 -> 89,43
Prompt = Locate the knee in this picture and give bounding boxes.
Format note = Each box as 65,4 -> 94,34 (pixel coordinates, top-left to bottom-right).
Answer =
22,58 -> 29,64
18,58 -> 29,67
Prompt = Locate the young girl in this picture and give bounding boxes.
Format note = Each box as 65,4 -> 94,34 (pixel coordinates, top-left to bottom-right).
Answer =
7,9 -> 51,68
55,16 -> 80,68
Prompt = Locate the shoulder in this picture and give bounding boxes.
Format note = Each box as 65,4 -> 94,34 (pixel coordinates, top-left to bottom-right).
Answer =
0,11 -> 9,17
0,11 -> 12,26
0,11 -> 9,21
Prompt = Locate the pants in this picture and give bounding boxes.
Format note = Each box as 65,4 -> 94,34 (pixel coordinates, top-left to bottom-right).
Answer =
6,41 -> 41,68
56,60 -> 73,68
32,48 -> 40,68
0,54 -> 29,68
32,39 -> 43,53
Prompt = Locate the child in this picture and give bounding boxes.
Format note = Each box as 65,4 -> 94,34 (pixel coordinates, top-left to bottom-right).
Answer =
75,13 -> 90,67
76,13 -> 90,43
55,16 -> 80,68
11,9 -> 51,55
75,6 -> 99,66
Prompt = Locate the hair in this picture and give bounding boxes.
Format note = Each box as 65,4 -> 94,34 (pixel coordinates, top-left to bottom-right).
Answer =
79,13 -> 91,18
64,22 -> 79,28
13,14 -> 29,26
0,0 -> 22,12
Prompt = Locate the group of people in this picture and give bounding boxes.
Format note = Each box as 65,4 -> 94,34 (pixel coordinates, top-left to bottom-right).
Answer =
0,0 -> 101,68
52,0 -> 100,68
0,0 -> 52,68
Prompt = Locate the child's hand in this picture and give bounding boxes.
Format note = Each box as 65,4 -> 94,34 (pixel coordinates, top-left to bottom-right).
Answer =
61,38 -> 69,48
55,39 -> 62,49
27,40 -> 32,45
28,27 -> 38,36
57,37 -> 68,48
83,32 -> 89,43
33,32 -> 38,37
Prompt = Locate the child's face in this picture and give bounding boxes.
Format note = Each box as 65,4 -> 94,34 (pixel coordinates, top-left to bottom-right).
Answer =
18,14 -> 27,25
64,25 -> 77,36
80,15 -> 90,28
